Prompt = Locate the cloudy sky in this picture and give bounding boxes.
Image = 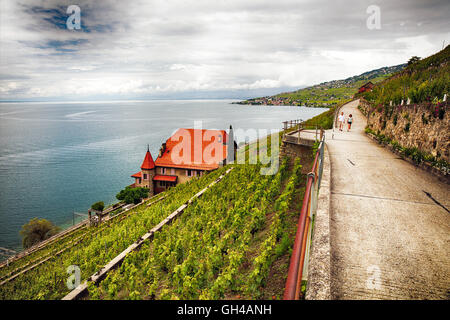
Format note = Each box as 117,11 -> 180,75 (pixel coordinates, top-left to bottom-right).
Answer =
0,0 -> 449,101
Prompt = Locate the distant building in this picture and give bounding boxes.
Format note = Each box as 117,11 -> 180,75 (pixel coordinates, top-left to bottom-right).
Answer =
358,81 -> 374,93
131,126 -> 237,196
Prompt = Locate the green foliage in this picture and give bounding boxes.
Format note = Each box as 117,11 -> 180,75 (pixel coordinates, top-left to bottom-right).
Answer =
0,168 -> 225,299
364,127 -> 449,173
91,201 -> 104,212
1,158 -> 308,300
116,186 -> 149,204
240,65 -> 402,107
19,218 -> 60,249
362,46 -> 450,106
84,159 -> 304,300
407,56 -> 421,66
312,140 -> 320,155
301,104 -> 339,130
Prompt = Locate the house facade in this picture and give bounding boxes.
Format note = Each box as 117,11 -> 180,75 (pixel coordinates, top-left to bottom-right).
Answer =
131,127 -> 236,196
358,81 -> 374,93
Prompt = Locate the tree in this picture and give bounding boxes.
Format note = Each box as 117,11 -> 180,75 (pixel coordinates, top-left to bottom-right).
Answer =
20,218 -> 60,249
116,186 -> 149,204
408,56 -> 421,65
91,201 -> 104,212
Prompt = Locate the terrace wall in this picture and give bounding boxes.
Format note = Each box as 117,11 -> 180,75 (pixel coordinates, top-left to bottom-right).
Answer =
361,99 -> 449,163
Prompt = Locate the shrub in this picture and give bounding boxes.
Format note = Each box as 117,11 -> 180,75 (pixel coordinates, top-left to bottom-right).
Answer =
20,218 -> 60,249
91,201 -> 105,212
116,186 -> 149,204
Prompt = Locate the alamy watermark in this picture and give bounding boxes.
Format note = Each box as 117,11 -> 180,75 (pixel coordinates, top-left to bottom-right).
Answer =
366,265 -> 382,290
366,5 -> 381,30
66,265 -> 81,289
66,5 -> 81,30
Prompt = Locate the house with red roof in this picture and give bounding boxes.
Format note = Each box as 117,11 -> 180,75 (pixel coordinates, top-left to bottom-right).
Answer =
131,126 -> 236,195
358,81 -> 374,93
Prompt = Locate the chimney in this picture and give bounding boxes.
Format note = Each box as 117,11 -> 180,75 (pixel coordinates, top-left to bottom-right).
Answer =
227,125 -> 235,164
158,142 -> 166,157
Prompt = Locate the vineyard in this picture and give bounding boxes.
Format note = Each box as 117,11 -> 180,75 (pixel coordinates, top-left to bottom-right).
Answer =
87,158 -> 305,300
1,143 -> 308,300
0,168 -> 226,300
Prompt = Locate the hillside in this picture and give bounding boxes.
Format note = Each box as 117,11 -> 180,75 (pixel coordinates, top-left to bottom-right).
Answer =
0,135 -> 311,300
235,64 -> 405,107
359,46 -> 449,174
358,45 -> 449,105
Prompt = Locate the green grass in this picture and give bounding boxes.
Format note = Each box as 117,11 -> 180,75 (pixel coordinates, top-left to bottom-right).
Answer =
239,64 -> 402,107
300,99 -> 352,130
364,127 -> 449,173
87,159 -> 305,300
0,169 -> 227,300
360,45 -> 450,105
276,77 -> 387,107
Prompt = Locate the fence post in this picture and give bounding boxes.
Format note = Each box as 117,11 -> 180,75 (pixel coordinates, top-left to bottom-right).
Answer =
309,172 -> 318,216
295,172 -> 316,299
318,140 -> 325,186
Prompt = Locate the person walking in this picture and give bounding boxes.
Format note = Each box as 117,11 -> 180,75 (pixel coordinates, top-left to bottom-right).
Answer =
347,114 -> 353,131
338,112 -> 345,131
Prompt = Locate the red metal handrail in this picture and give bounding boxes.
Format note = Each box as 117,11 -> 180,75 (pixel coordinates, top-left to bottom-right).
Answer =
283,141 -> 322,300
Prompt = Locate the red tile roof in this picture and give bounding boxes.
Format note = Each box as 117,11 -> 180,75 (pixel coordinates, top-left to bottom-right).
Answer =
153,175 -> 177,182
141,149 -> 155,170
155,128 -> 228,170
131,171 -> 142,178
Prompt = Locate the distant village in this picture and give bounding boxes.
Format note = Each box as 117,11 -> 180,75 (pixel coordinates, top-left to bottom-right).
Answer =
236,94 -> 346,107
234,96 -> 336,107
234,64 -> 405,108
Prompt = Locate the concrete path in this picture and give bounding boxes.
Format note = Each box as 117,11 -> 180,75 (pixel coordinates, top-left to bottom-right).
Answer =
324,100 -> 450,299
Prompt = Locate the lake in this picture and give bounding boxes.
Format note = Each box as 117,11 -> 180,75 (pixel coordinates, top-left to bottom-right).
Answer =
0,99 -> 326,252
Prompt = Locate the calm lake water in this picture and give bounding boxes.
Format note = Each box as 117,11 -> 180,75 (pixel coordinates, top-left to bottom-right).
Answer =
0,99 -> 326,252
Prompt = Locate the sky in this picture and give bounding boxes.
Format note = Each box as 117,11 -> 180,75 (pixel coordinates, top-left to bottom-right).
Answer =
0,0 -> 449,101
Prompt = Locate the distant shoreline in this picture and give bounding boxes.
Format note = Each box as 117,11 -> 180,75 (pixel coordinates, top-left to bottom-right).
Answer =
231,101 -> 331,108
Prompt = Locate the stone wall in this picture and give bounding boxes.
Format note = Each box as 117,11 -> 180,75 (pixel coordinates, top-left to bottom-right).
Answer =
365,101 -> 449,163
358,98 -> 372,117
280,140 -> 314,173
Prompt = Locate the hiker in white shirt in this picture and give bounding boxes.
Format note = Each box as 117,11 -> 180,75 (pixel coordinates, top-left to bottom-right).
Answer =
338,112 -> 345,131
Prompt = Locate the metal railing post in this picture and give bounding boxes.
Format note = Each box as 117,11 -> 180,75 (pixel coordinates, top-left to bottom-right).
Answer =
283,132 -> 326,300
308,172 -> 317,218
318,138 -> 325,186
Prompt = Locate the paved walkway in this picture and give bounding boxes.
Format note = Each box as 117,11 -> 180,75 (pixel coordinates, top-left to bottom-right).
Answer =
325,100 -> 450,299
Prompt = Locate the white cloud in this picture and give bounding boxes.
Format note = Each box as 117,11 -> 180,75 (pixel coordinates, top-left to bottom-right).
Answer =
0,0 -> 449,100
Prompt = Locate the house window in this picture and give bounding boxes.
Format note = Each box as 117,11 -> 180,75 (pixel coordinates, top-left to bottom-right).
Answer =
171,168 -> 175,175
186,169 -> 192,177
143,173 -> 148,180
161,167 -> 167,174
